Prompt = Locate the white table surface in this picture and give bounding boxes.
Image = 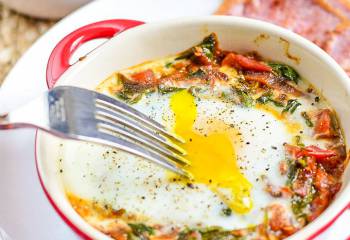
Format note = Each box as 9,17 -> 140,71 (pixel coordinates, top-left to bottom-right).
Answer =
0,0 -> 348,239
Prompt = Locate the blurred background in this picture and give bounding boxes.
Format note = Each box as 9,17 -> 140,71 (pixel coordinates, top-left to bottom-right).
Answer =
0,0 -> 91,85
0,0 -> 348,86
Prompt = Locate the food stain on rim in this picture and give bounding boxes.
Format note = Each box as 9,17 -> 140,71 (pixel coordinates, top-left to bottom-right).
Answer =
279,37 -> 301,64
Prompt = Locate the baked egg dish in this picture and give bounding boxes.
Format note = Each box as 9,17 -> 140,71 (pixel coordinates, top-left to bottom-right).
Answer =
59,33 -> 347,240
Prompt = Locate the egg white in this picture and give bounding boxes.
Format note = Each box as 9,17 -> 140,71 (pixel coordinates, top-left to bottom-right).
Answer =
58,89 -> 318,230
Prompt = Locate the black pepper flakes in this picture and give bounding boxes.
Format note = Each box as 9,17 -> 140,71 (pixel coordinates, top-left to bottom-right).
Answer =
307,87 -> 313,93
221,207 -> 232,216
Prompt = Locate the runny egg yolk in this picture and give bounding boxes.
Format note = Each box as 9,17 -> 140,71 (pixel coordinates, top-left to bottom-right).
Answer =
170,90 -> 253,214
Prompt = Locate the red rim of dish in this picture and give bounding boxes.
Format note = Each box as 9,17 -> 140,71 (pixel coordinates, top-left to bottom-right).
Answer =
38,18 -> 349,240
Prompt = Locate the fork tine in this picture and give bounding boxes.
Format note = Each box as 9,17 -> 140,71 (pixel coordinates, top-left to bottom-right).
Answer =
94,93 -> 185,143
97,119 -> 190,165
95,106 -> 187,155
93,130 -> 191,178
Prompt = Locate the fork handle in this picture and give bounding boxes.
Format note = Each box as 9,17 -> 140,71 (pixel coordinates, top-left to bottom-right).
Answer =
46,19 -> 144,88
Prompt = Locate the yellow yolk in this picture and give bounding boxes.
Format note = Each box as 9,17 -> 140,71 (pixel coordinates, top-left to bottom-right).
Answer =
170,90 -> 253,214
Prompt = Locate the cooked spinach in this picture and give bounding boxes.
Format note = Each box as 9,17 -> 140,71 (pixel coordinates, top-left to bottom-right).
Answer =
175,51 -> 193,60
199,33 -> 217,60
201,230 -> 237,240
268,62 -> 300,84
158,86 -> 185,94
128,223 -> 154,237
291,187 -> 315,217
297,157 -> 307,168
286,155 -> 315,219
272,100 -> 284,107
116,91 -> 143,104
301,112 -> 314,127
202,47 -> 214,59
175,33 -> 217,61
283,99 -> 301,114
294,135 -> 305,147
237,89 -> 254,107
256,92 -> 272,104
256,92 -> 284,107
178,227 -> 243,240
165,61 -> 173,68
189,68 -> 206,78
286,159 -> 298,187
200,33 -> 217,52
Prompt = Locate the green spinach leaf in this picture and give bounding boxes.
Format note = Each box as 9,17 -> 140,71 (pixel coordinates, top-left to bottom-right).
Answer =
301,112 -> 314,127
188,68 -> 206,78
283,99 -> 301,114
236,89 -> 254,107
268,62 -> 300,84
158,86 -> 185,94
128,223 -> 154,237
256,92 -> 284,107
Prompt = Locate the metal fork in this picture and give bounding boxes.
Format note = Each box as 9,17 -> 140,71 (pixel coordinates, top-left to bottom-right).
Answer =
0,86 -> 190,177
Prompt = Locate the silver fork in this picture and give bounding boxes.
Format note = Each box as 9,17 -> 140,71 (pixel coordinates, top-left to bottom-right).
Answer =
0,86 -> 190,177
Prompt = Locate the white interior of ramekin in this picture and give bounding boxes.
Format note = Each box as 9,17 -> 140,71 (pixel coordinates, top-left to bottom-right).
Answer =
36,16 -> 350,240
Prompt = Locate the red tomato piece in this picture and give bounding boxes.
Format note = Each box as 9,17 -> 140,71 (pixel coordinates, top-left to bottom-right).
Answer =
222,53 -> 272,72
284,144 -> 303,159
243,71 -> 270,85
303,145 -> 337,159
314,109 -> 334,138
130,69 -> 156,84
284,144 -> 336,160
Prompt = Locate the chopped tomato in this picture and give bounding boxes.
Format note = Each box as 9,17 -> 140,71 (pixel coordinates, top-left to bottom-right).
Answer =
292,175 -> 311,197
150,236 -> 177,240
243,71 -> 270,84
279,160 -> 288,175
284,144 -> 303,159
244,71 -> 302,97
221,53 -> 236,66
314,109 -> 334,138
305,156 -> 317,175
267,204 -> 297,236
318,144 -> 346,174
284,144 -> 336,160
130,69 -> 156,84
303,145 -> 337,159
222,53 -> 272,72
314,167 -> 332,190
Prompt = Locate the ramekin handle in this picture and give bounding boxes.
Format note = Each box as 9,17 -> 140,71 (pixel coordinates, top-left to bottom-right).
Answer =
46,19 -> 144,88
